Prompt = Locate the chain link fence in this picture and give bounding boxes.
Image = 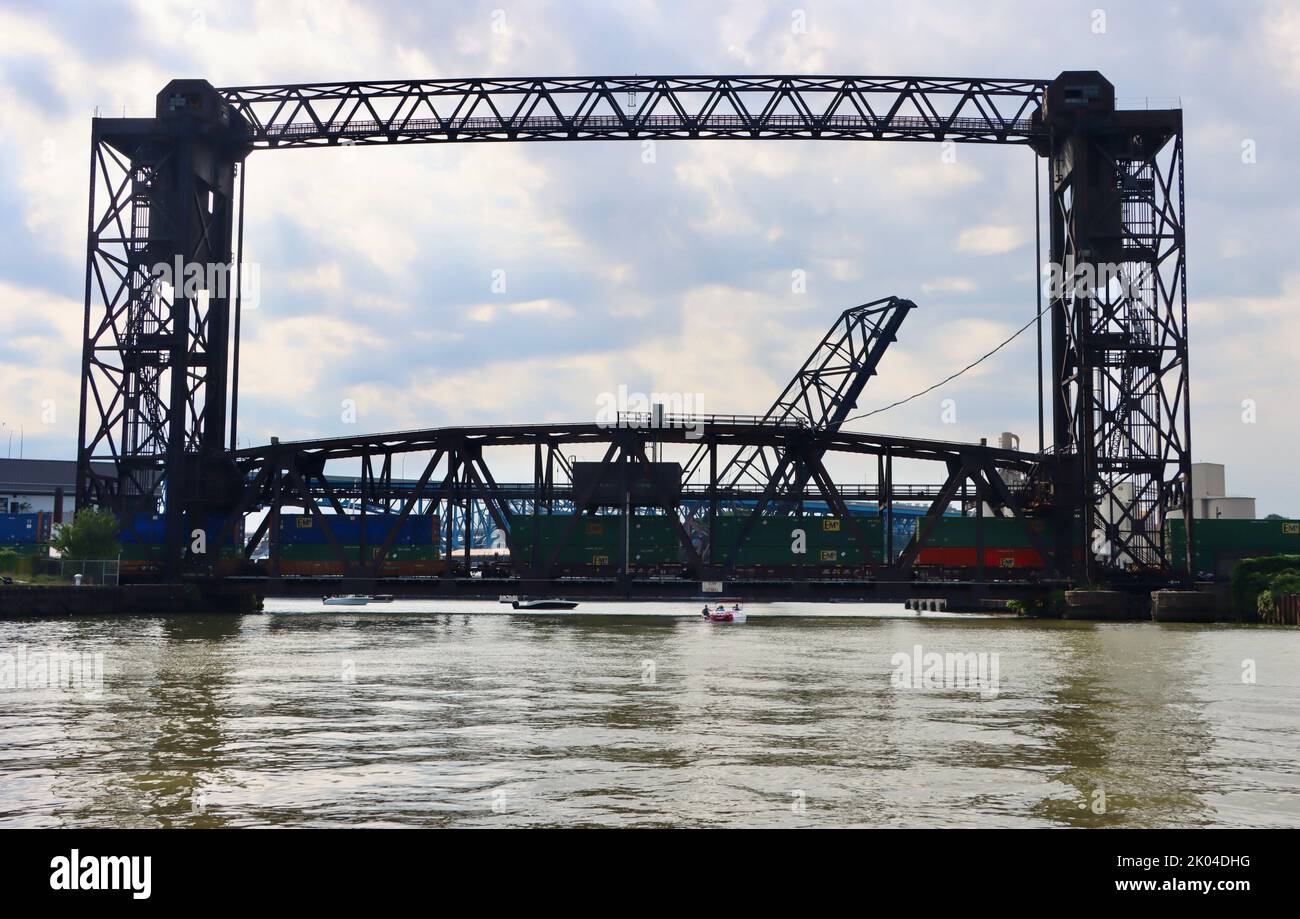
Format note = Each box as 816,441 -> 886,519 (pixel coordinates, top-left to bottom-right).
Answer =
32,558 -> 121,586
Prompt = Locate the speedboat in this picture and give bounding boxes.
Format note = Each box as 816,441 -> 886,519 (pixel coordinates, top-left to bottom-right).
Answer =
322,595 -> 370,606
368,594 -> 395,603
702,601 -> 746,623
512,598 -> 579,610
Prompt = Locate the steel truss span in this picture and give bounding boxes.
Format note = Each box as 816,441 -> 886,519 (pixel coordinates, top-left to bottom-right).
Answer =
76,71 -> 1192,585
215,419 -> 1055,584
219,75 -> 1051,147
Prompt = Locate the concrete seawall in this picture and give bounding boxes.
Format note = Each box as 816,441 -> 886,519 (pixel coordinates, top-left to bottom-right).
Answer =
1063,590 -> 1147,620
1150,587 -> 1233,623
0,584 -> 262,617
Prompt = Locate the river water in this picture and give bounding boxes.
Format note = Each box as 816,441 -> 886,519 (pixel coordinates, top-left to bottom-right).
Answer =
1,601 -> 1297,828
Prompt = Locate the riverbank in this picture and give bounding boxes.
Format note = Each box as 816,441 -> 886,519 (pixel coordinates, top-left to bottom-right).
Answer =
0,583 -> 262,617
0,577 -> 1267,623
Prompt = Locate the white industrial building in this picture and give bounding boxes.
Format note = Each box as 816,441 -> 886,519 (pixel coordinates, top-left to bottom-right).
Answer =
1186,462 -> 1255,520
0,458 -> 112,520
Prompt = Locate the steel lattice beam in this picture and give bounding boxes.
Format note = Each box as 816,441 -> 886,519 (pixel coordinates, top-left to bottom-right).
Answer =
685,295 -> 914,494
217,75 -> 1050,148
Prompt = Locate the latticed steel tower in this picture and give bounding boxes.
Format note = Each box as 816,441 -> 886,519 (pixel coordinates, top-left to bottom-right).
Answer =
1032,73 -> 1190,581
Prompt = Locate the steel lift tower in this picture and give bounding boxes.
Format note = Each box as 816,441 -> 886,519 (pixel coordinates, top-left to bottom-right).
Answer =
1034,76 -> 1190,581
77,72 -> 1190,583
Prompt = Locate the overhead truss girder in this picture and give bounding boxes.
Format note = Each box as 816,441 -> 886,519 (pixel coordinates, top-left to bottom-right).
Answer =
218,75 -> 1051,148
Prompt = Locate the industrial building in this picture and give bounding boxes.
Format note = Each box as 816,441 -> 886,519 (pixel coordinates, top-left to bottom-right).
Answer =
1185,463 -> 1256,520
0,458 -> 110,519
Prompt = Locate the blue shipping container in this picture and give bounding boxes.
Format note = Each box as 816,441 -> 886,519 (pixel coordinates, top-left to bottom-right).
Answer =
278,513 -> 436,547
0,513 -> 43,545
120,512 -> 165,544
120,512 -> 241,546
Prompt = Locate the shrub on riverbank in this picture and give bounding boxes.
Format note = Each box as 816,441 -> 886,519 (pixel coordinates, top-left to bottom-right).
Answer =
1231,554 -> 1300,620
49,508 -> 120,561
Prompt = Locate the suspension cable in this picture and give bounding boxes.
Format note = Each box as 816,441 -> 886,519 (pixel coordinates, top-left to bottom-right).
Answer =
841,296 -> 1054,426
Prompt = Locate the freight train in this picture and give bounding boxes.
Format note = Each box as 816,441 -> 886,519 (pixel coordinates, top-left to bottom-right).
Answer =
1167,517 -> 1300,578
511,514 -> 691,576
912,516 -> 1052,576
118,512 -> 441,578
119,512 -> 244,576
509,512 -> 1048,579
514,512 -> 883,578
907,516 -> 1300,580
0,512 -> 52,577
102,509 -> 1300,583
712,514 -> 880,577
269,513 -> 439,577
508,513 -> 1155,580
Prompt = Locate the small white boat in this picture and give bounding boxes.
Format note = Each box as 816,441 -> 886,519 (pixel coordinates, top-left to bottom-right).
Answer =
512,598 -> 579,610
322,595 -> 370,606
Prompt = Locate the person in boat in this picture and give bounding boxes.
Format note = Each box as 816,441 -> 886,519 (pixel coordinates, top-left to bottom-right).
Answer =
701,605 -> 710,619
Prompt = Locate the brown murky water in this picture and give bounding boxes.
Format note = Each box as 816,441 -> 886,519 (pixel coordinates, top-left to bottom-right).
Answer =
1,601 -> 1297,827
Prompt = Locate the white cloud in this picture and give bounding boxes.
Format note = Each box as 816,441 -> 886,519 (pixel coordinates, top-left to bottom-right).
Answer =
285,262 -> 345,292
956,224 -> 1026,255
509,299 -> 572,317
0,282 -> 85,452
0,0 -> 1297,511
921,277 -> 977,295
238,314 -> 385,406
1261,1 -> 1300,92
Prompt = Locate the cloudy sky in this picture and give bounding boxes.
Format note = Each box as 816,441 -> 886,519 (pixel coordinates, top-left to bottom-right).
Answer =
0,0 -> 1296,513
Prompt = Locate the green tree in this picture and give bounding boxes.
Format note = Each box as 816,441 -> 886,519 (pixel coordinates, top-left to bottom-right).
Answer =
50,508 -> 121,560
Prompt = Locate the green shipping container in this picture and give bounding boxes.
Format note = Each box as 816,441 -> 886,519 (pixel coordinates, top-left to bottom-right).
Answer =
119,543 -> 165,561
711,515 -> 882,566
921,516 -> 1049,550
277,544 -> 439,562
513,515 -> 685,567
1167,517 -> 1300,576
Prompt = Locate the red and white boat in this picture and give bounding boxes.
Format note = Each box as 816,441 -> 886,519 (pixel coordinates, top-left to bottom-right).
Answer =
701,600 -> 746,623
